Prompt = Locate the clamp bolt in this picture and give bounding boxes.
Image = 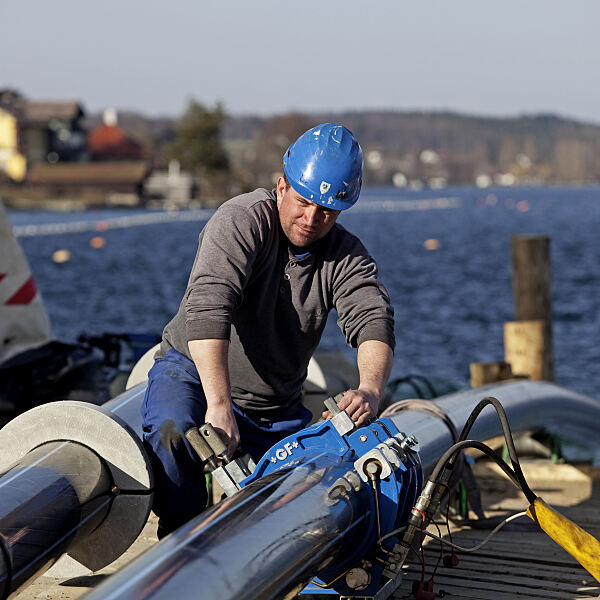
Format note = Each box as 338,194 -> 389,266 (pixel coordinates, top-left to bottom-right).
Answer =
364,458 -> 383,479
345,567 -> 371,590
400,434 -> 420,453
360,434 -> 368,443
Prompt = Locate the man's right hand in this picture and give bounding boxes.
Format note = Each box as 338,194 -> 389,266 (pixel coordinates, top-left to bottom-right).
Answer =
188,339 -> 239,458
204,403 -> 240,458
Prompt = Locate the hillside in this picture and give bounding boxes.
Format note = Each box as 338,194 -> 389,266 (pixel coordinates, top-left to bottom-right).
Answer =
224,111 -> 600,187
93,109 -> 600,188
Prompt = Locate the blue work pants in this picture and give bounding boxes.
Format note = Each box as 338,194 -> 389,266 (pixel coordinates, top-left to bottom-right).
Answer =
141,349 -> 311,534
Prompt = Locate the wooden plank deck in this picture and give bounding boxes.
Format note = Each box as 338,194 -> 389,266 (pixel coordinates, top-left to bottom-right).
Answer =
392,461 -> 600,600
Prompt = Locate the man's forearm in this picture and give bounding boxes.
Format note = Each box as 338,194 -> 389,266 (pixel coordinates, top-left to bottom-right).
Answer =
330,339 -> 393,425
188,338 -> 231,407
188,338 -> 239,455
357,339 -> 394,398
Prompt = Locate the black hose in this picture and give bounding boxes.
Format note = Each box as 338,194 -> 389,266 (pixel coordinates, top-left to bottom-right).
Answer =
452,396 -> 536,503
428,439 -> 521,491
406,374 -> 438,398
387,374 -> 438,399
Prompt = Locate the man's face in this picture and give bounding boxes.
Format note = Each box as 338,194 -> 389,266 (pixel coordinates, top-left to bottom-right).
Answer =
276,177 -> 341,247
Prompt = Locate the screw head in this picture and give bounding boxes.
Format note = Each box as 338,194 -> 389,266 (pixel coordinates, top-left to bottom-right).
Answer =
345,567 -> 370,590
360,435 -> 368,442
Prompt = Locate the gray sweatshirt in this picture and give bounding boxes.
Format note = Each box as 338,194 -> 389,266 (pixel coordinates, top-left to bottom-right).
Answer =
158,188 -> 395,417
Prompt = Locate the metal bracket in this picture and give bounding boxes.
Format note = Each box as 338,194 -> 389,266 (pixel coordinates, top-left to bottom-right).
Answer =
355,446 -> 393,481
380,543 -> 410,579
213,454 -> 256,497
353,434 -> 414,482
331,410 -> 356,436
324,392 -> 357,437
394,431 -> 420,455
185,424 -> 256,498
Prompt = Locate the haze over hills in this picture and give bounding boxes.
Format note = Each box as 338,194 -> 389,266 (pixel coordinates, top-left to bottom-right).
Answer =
102,109 -> 600,188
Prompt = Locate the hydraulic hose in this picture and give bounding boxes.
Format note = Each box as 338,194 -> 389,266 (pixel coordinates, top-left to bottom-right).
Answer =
427,439 -> 521,493
452,396 -> 536,502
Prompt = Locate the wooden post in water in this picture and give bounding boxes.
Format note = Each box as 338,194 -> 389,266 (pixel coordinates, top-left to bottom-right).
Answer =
470,361 -> 513,388
504,235 -> 554,380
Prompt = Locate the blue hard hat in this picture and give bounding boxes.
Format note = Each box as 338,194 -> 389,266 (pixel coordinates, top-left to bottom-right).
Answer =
283,123 -> 363,211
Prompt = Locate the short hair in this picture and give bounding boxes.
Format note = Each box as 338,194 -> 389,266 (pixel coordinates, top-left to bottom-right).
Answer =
283,173 -> 291,190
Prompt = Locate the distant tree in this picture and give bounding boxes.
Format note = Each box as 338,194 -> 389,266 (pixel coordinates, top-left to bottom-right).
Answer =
243,112 -> 312,188
168,99 -> 229,175
0,88 -> 24,108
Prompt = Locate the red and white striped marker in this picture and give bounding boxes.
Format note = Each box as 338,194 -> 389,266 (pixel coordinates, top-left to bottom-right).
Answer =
0,201 -> 52,363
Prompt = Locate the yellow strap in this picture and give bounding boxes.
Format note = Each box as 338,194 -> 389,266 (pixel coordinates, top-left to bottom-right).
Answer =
527,497 -> 600,582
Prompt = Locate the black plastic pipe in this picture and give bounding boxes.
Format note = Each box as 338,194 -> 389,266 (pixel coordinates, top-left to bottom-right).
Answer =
0,442 -> 112,599
82,380 -> 600,600
0,384 -> 150,599
83,455 -> 371,600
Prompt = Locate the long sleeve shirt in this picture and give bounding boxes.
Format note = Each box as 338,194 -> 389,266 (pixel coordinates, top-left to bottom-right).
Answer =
158,188 -> 395,418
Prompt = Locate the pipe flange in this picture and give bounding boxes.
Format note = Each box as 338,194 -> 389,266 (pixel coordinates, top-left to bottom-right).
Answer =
0,401 -> 153,571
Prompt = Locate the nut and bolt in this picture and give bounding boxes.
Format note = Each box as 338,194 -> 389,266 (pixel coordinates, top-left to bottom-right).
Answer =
400,434 -> 419,452
345,567 -> 371,590
364,458 -> 383,479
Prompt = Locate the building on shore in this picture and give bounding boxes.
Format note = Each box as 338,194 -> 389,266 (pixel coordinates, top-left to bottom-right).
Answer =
0,99 -> 155,208
25,161 -> 152,207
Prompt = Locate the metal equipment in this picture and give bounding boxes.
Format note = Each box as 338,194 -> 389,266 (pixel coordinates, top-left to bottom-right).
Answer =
0,386 -> 152,599
241,394 -> 422,598
81,380 -> 600,600
185,423 -> 255,497
2,380 -> 600,599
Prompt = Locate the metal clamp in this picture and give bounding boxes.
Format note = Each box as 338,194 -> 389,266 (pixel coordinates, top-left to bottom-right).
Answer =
212,456 -> 256,497
185,424 -> 256,498
353,430 -> 421,482
324,392 -> 357,437
394,431 -> 420,454
354,443 -> 398,482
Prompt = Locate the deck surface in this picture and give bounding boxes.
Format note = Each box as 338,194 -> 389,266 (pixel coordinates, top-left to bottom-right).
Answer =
392,461 -> 600,600
12,460 -> 600,600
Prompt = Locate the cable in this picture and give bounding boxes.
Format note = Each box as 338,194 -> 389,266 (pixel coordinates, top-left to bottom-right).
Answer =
386,374 -> 438,400
380,399 -> 459,443
429,520 -> 444,580
454,396 -> 536,503
428,439 -> 521,489
377,474 -> 527,546
367,462 -> 395,557
407,374 -> 438,398
440,482 -> 456,551
377,439 -> 523,548
421,511 -> 528,552
423,397 -> 537,504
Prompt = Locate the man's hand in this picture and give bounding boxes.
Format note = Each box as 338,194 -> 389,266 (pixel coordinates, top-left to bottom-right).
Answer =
321,340 -> 393,426
321,388 -> 379,425
204,402 -> 240,458
188,339 -> 239,457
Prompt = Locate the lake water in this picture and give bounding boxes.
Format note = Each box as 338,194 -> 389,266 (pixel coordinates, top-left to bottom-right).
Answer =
8,185 -> 600,399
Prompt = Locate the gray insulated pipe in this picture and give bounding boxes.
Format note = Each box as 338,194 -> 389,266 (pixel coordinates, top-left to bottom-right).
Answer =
81,380 -> 600,600
0,385 -> 152,599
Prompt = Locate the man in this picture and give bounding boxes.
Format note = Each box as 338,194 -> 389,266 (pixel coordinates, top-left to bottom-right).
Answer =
142,123 -> 395,536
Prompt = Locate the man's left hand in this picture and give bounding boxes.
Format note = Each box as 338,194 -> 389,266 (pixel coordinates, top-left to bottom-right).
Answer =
321,388 -> 379,426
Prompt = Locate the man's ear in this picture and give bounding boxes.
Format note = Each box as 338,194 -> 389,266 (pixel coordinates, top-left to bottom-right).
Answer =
276,176 -> 286,203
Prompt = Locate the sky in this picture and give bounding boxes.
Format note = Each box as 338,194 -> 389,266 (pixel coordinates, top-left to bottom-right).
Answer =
2,1 -> 600,123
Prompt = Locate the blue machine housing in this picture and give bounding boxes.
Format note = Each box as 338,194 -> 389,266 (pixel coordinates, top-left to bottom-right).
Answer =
240,416 -> 422,596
